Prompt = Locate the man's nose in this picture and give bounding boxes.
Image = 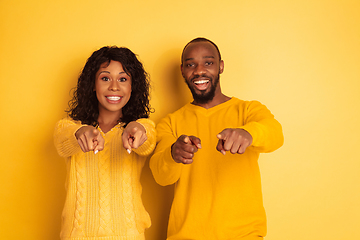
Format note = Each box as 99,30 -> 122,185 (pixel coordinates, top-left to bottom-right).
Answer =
194,65 -> 206,75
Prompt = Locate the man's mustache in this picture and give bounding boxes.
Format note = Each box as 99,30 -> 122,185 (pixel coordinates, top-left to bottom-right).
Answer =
191,74 -> 212,81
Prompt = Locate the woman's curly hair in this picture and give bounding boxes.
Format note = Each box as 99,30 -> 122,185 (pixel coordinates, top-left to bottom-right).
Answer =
67,46 -> 152,127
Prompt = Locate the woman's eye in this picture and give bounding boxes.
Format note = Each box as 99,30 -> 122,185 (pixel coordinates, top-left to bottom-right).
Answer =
101,77 -> 110,81
119,77 -> 127,82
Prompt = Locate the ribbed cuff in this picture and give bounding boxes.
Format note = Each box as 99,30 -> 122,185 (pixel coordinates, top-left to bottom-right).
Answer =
133,119 -> 156,156
61,232 -> 145,240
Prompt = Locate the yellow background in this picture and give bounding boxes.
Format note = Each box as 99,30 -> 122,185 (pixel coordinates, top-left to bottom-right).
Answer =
1,0 -> 359,239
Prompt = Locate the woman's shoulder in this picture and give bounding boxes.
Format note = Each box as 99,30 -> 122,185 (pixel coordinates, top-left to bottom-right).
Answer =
55,117 -> 83,129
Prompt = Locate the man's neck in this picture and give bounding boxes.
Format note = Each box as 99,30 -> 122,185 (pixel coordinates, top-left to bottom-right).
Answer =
192,93 -> 231,109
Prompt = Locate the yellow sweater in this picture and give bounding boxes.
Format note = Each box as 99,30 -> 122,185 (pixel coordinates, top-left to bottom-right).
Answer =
150,98 -> 284,240
54,118 -> 156,240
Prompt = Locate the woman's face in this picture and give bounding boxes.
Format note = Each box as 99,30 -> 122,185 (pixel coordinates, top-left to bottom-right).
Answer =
94,60 -> 132,118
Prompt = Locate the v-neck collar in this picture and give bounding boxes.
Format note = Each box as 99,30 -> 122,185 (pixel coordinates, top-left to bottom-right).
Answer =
185,97 -> 236,116
97,122 -> 124,136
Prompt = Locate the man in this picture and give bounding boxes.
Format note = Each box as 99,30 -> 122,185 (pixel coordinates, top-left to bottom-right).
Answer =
150,37 -> 284,240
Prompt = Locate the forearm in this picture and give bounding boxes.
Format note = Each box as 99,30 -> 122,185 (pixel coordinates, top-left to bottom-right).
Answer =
54,119 -> 83,157
150,145 -> 182,186
241,118 -> 284,153
149,117 -> 183,186
240,101 -> 284,153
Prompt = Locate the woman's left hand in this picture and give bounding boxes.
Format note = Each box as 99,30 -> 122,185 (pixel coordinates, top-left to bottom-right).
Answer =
122,121 -> 147,154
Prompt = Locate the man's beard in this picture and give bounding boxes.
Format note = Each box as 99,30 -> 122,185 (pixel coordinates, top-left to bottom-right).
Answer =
185,74 -> 220,104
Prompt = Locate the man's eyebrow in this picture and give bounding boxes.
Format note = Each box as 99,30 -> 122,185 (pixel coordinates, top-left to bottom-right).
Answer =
184,56 -> 215,61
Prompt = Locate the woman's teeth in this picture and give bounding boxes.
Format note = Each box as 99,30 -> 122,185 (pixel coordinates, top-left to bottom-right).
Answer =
106,96 -> 121,100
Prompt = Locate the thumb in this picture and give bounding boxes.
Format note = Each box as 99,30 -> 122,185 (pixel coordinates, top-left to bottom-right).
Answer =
179,135 -> 190,144
130,126 -> 138,136
91,128 -> 100,138
189,136 -> 202,149
217,130 -> 227,140
217,128 -> 230,140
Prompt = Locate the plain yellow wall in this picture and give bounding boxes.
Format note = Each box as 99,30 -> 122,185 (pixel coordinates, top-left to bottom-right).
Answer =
1,0 -> 359,239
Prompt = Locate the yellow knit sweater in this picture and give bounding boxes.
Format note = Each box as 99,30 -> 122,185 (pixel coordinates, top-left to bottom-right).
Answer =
150,98 -> 284,240
54,118 -> 156,240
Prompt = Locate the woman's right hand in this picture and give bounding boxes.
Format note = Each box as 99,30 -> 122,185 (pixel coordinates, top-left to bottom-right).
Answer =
75,126 -> 104,154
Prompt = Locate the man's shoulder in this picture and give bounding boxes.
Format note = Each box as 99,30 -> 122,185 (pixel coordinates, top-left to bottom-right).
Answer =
166,103 -> 192,117
224,97 -> 248,109
157,103 -> 190,125
231,97 -> 264,108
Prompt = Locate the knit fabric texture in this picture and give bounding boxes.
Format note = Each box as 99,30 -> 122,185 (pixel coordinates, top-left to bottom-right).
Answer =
54,118 -> 156,240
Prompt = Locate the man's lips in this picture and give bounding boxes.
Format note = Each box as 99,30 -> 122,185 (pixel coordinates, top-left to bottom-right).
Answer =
194,79 -> 210,85
192,78 -> 210,91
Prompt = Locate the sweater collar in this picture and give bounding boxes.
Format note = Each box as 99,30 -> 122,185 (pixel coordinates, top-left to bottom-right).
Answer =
185,97 -> 237,114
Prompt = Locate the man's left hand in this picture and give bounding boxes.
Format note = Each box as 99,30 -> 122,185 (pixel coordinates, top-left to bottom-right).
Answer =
216,128 -> 253,155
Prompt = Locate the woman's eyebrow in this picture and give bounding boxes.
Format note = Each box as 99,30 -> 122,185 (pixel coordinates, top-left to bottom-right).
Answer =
98,71 -> 127,75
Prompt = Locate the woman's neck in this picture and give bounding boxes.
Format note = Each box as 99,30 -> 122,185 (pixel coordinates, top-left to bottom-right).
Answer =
97,110 -> 122,133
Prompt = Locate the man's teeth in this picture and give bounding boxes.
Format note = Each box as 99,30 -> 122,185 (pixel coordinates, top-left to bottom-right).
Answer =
107,96 -> 121,100
194,80 -> 209,85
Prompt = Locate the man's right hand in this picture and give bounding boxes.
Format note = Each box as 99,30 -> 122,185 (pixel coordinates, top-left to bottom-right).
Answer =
171,135 -> 201,164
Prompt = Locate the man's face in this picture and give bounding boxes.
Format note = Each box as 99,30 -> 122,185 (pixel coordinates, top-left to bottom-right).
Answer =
181,41 -> 224,104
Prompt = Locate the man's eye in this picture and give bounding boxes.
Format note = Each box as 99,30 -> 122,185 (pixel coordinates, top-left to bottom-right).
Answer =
205,62 -> 213,66
101,77 -> 110,81
187,63 -> 194,67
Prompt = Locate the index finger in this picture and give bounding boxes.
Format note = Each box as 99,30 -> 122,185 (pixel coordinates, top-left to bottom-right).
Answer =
122,132 -> 132,154
216,139 -> 226,155
94,135 -> 105,154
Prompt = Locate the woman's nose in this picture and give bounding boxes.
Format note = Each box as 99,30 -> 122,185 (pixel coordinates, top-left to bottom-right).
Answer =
109,81 -> 120,91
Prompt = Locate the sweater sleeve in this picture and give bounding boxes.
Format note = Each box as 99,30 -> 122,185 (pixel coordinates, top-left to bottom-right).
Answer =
149,115 -> 183,186
240,101 -> 284,153
132,118 -> 156,156
53,118 -> 84,158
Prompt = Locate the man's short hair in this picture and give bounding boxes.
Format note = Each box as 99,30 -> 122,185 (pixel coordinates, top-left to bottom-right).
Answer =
181,37 -> 222,63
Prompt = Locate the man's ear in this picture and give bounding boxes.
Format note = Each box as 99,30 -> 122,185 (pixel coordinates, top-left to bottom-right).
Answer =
180,64 -> 184,77
219,60 -> 224,74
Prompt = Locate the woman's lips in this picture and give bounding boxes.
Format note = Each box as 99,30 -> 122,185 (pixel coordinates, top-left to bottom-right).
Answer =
106,95 -> 122,103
